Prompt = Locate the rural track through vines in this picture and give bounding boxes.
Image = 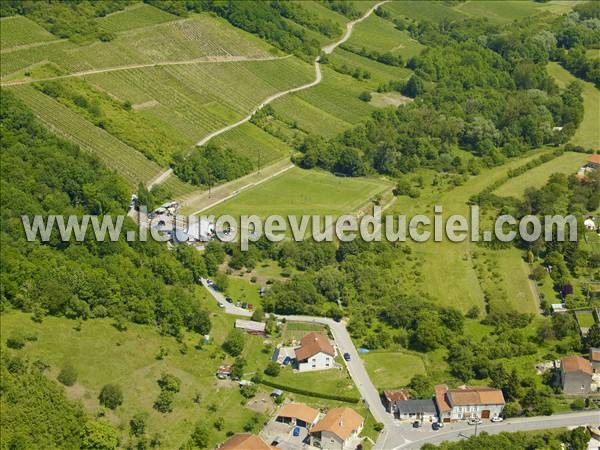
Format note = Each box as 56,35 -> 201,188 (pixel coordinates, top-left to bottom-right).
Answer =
156,0 -> 390,195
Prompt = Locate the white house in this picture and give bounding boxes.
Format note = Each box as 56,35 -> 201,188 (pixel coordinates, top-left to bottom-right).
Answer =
309,407 -> 363,450
294,332 -> 336,372
435,385 -> 505,422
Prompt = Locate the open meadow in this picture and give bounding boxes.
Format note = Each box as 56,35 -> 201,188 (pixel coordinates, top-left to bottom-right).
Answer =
494,152 -> 590,199
547,62 -> 600,150
206,167 -> 391,220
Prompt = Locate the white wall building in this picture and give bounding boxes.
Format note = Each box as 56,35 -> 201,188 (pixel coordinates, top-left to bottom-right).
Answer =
294,332 -> 336,372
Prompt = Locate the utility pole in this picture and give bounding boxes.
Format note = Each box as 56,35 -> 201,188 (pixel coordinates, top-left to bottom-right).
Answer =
257,147 -> 261,175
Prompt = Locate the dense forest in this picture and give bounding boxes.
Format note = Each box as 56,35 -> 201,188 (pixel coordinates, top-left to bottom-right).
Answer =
296,16 -> 589,177
0,91 -> 212,338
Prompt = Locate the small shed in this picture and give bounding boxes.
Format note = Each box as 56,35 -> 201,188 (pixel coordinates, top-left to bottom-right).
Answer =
235,319 -> 266,336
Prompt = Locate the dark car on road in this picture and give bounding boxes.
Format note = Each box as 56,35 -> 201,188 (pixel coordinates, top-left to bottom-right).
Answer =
343,352 -> 351,361
432,422 -> 441,431
412,421 -> 422,428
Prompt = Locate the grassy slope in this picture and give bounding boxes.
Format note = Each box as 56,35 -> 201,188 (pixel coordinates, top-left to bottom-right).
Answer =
207,167 -> 391,219
346,13 -> 424,58
494,152 -> 590,199
547,62 -> 600,150
361,351 -> 426,389
387,151 -> 549,312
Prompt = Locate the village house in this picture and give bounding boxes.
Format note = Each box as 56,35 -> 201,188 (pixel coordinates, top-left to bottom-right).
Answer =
294,332 -> 336,372
218,433 -> 275,450
434,385 -> 505,422
235,319 -> 266,336
275,403 -> 320,428
394,399 -> 437,422
590,348 -> 600,373
216,364 -> 232,380
560,355 -> 593,394
382,389 -> 410,414
577,154 -> 600,179
309,407 -> 364,450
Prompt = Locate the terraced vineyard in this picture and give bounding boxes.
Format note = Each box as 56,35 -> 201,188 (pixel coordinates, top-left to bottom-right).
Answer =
1,14 -> 277,80
83,57 -> 315,145
0,16 -> 58,49
12,85 -> 164,187
97,3 -> 179,33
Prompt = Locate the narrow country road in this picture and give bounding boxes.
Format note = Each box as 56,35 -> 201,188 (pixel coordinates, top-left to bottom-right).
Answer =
193,0 -> 389,149
201,276 -> 599,449
0,54 -> 291,87
147,168 -> 173,190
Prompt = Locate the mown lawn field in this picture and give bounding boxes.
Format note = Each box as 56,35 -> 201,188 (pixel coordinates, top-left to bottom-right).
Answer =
547,62 -> 600,150
207,167 -> 391,220
361,351 -> 426,389
494,152 -> 590,199
384,1 -> 468,22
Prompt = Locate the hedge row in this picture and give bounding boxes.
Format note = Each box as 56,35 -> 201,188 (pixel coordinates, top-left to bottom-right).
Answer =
258,378 -> 360,404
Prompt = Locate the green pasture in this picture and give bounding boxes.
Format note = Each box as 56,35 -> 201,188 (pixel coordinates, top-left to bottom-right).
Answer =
97,3 -> 178,33
494,152 -> 590,199
361,351 -> 426,389
0,15 -> 58,49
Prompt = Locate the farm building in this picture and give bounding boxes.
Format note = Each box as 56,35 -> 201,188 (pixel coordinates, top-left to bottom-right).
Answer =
591,348 -> 600,373
577,155 -> 600,179
551,303 -> 568,314
394,399 -> 437,421
275,403 -> 320,428
216,364 -> 232,379
294,332 -> 336,372
560,356 -> 593,394
382,389 -> 411,414
309,407 -> 364,450
435,385 -> 505,422
235,319 -> 266,336
218,433 -> 274,450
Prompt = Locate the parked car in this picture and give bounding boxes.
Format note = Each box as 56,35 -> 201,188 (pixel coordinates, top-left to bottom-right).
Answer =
467,417 -> 482,425
241,302 -> 247,309
432,422 -> 441,431
225,297 -> 233,303
218,303 -> 225,308
491,416 -> 504,422
293,427 -> 301,437
248,304 -> 254,310
412,421 -> 422,428
343,352 -> 351,361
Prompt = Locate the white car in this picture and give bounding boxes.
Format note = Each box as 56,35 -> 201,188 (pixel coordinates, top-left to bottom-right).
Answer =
467,417 -> 482,425
491,416 -> 504,422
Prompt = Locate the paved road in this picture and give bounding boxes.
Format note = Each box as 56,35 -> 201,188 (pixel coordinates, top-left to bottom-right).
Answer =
395,411 -> 600,449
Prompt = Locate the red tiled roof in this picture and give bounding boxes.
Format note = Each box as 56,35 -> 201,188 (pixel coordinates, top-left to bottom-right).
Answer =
219,434 -> 274,450
384,389 -> 410,402
434,384 -> 451,412
448,387 -> 505,406
311,407 -> 363,440
562,355 -> 593,375
295,332 -> 334,361
589,154 -> 600,165
277,403 -> 319,424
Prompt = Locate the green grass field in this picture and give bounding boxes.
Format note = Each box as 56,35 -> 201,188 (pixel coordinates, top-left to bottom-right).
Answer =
0,16 -> 58,49
97,3 -> 178,33
346,14 -> 424,59
361,351 -> 426,389
494,152 -> 590,199
453,1 -> 555,24
547,62 -> 600,150
207,167 -> 391,220
384,1 -> 468,23
387,150 -> 550,312
575,310 -> 596,328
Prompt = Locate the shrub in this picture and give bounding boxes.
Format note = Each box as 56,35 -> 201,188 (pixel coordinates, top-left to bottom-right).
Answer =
6,334 -> 25,349
153,391 -> 174,413
570,398 -> 585,410
264,362 -> 280,377
57,364 -> 78,386
129,412 -> 148,437
359,91 -> 372,102
157,372 -> 181,393
98,384 -> 123,410
240,384 -> 258,399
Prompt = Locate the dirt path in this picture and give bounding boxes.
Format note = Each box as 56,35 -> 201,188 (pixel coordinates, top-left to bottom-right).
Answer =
193,0 -> 388,148
0,54 -> 291,87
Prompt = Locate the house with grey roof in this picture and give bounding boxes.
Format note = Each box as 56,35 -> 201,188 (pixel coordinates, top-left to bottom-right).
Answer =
394,399 -> 437,421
